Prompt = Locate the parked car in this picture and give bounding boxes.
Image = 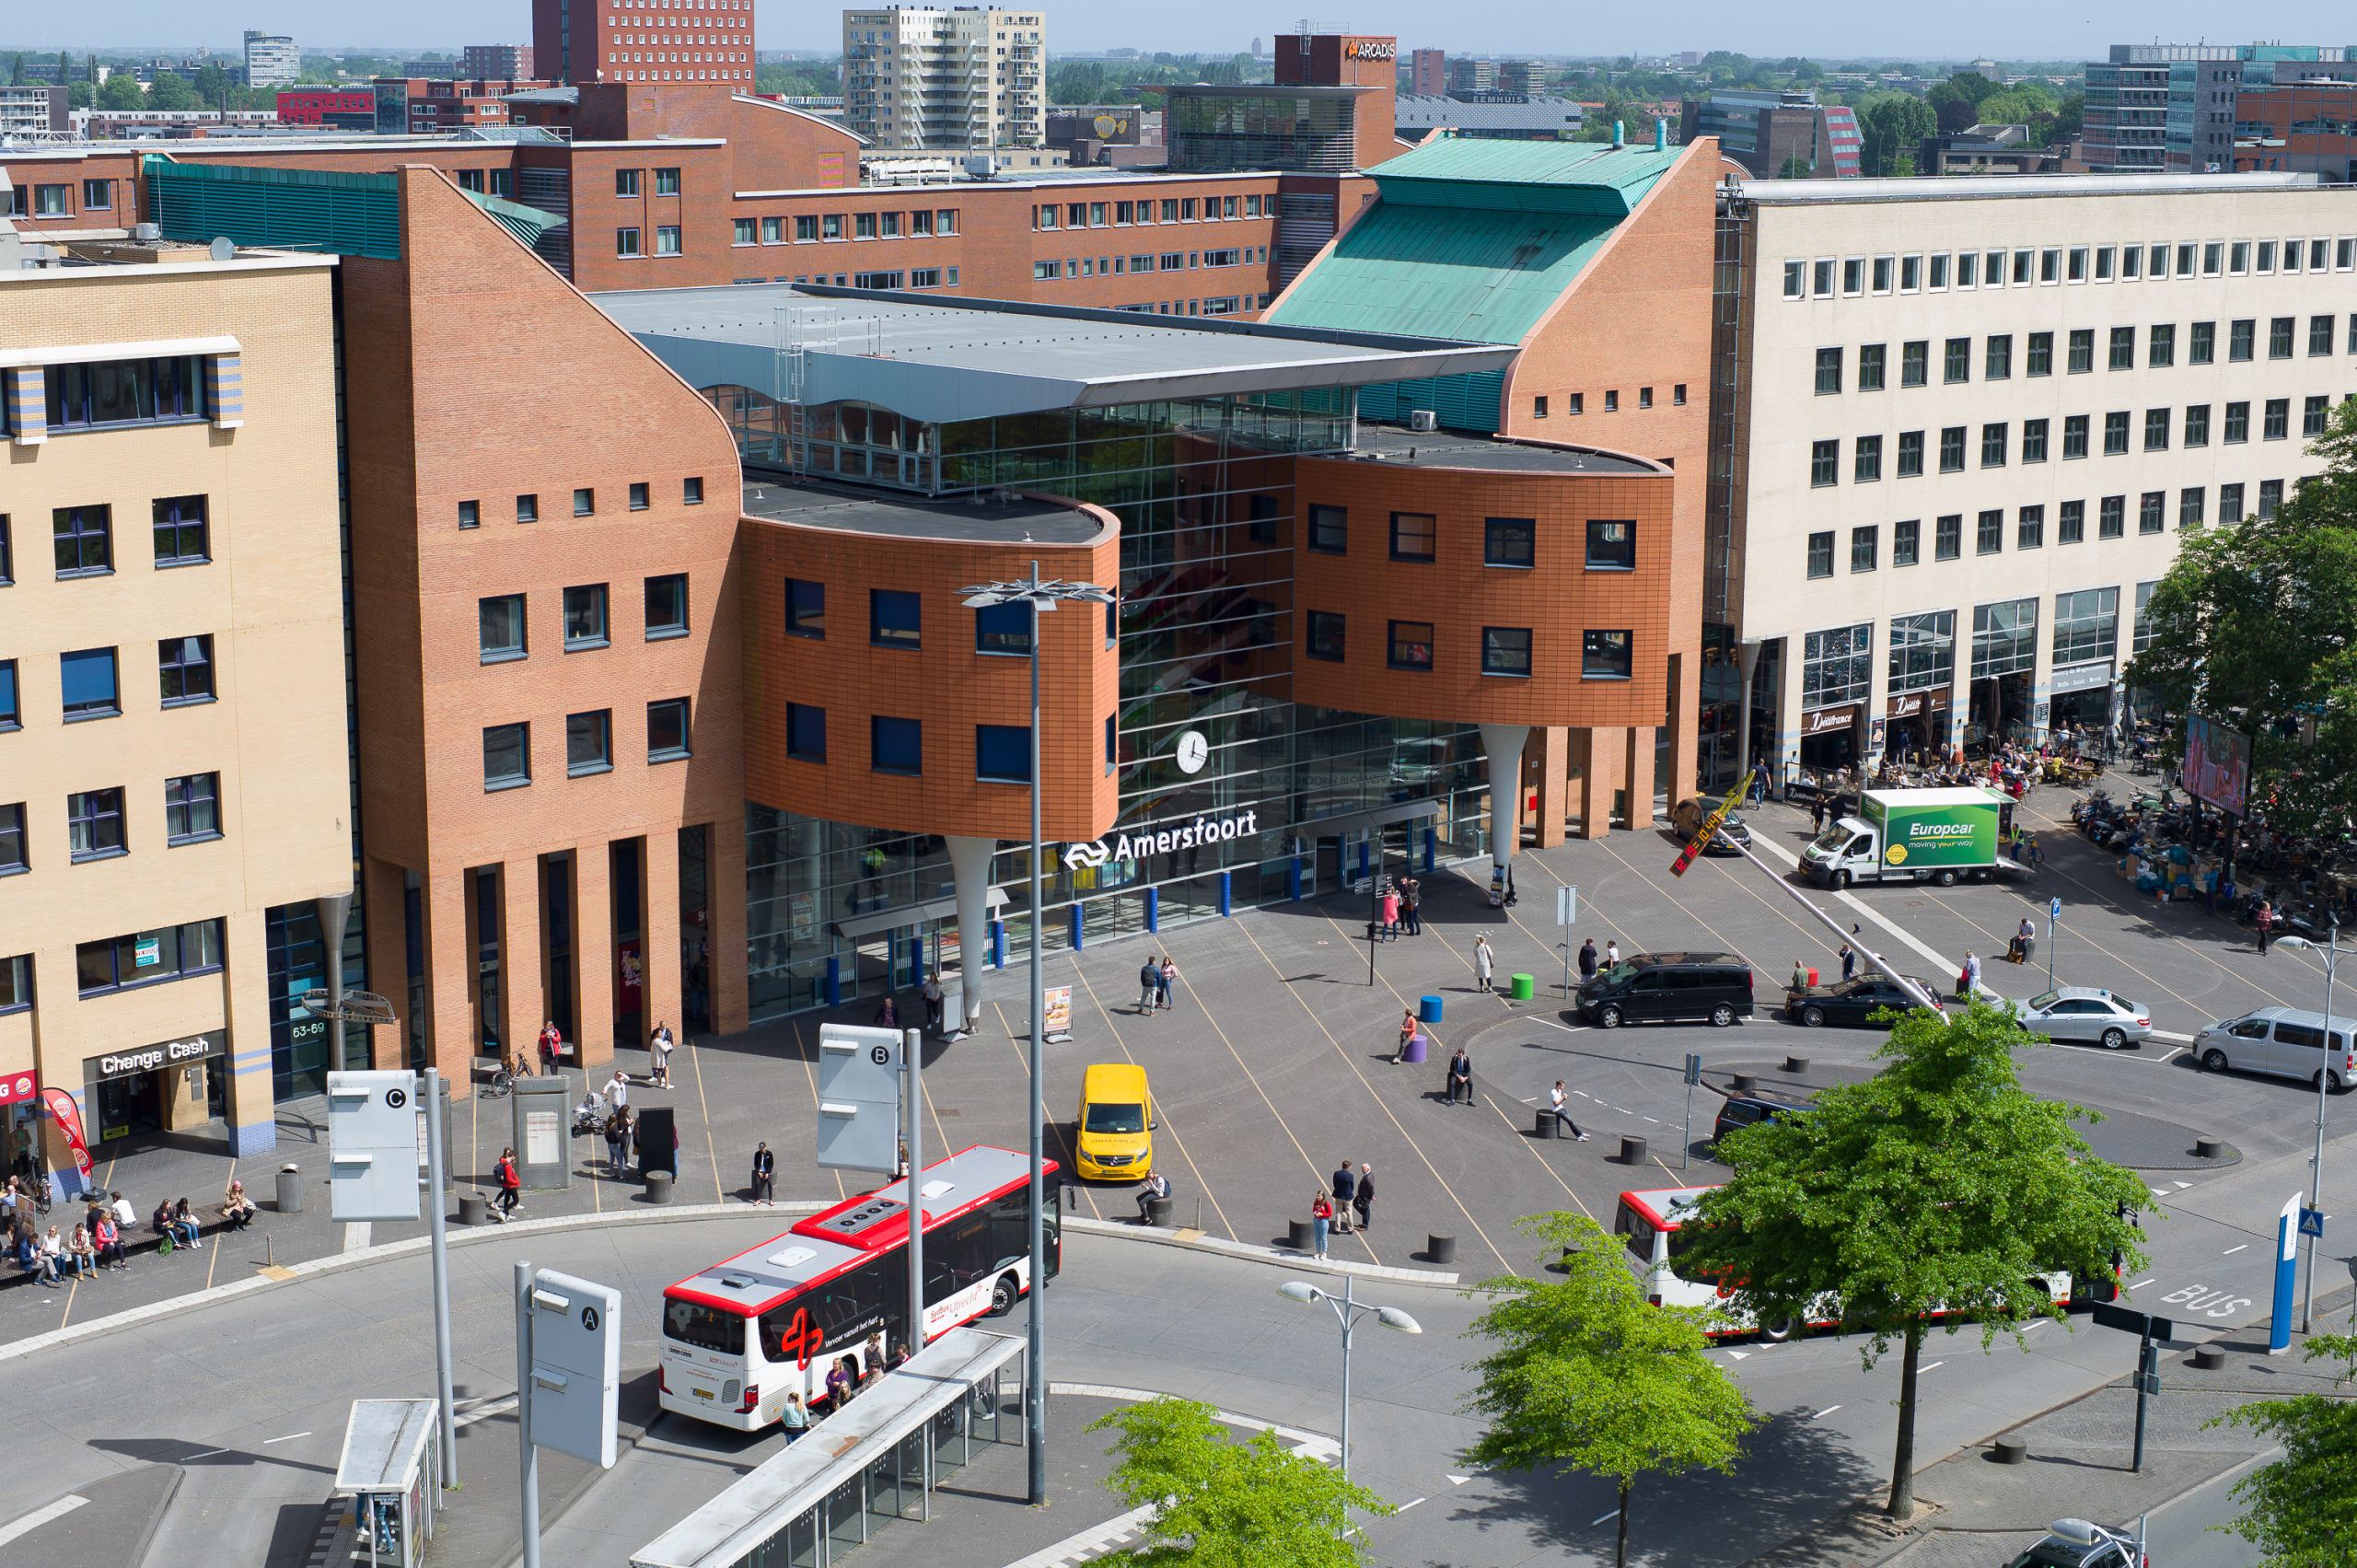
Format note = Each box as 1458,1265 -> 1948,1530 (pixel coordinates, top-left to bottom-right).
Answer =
2192,1005 -> 2357,1091
2001,1517 -> 2146,1568
2007,988 -> 2152,1051
1783,974 -> 1945,1028
1670,796 -> 1753,855
1576,952 -> 1754,1029
1712,1092 -> 1815,1151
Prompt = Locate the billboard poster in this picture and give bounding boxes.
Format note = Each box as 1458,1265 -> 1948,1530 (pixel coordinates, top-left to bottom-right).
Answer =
2185,715 -> 2251,816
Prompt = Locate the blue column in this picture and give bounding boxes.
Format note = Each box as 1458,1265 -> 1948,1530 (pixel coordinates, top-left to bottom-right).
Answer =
1144,886 -> 1160,934
990,918 -> 1005,970
825,955 -> 842,1008
1423,826 -> 1437,872
2270,1193 -> 2302,1354
1356,840 -> 1370,887
1068,903 -> 1085,951
1217,870 -> 1232,916
1288,854 -> 1304,901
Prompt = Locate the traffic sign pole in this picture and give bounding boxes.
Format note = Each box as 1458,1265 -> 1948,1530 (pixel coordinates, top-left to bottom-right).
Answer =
904,1028 -> 923,1360
1681,1053 -> 1702,1170
2047,897 -> 2061,993
424,1067 -> 458,1490
516,1260 -> 540,1568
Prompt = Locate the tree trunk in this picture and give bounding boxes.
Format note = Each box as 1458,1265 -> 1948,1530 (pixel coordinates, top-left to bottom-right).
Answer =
1886,1322 -> 1924,1519
1616,1480 -> 1631,1568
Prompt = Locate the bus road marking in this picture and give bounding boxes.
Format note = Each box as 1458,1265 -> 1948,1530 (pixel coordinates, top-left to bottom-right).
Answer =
1812,1405 -> 1840,1420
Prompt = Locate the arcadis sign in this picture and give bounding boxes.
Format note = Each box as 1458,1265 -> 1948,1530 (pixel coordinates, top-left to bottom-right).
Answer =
1342,39 -> 1397,60
1062,810 -> 1259,870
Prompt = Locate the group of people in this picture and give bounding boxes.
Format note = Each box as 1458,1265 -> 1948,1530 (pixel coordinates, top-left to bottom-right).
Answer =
1135,956 -> 1179,1014
1306,1159 -> 1376,1260
1373,877 -> 1423,939
781,1330 -> 912,1438
9,1181 -> 256,1287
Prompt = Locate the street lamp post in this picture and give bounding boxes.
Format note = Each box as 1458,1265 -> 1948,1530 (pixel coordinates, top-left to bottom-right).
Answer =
1277,1277 -> 1422,1500
961,563 -> 1114,1506
2276,921 -> 2343,1333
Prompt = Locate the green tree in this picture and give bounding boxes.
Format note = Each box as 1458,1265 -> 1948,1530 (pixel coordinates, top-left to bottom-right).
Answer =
8,53 -> 24,86
1087,1396 -> 1391,1566
145,71 -> 201,111
192,62 -> 233,106
2212,1330 -> 2357,1562
97,72 -> 146,111
1859,94 -> 1936,176
2129,398 -> 2357,837
1775,152 -> 1814,179
67,81 -> 91,109
1679,1002 -> 2149,1520
1465,1213 -> 1758,1568
2052,89 -> 2084,142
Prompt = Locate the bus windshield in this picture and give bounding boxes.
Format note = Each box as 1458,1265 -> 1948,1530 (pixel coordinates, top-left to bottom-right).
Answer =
1084,1101 -> 1145,1134
665,1295 -> 748,1354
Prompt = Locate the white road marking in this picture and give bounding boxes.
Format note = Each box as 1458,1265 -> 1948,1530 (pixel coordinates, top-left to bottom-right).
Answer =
2025,1319 -> 2050,1332
2157,1047 -> 2187,1064
997,1504 -> 1155,1568
1813,1405 -> 1840,1419
2131,1278 -> 2157,1290
2172,1181 -> 2193,1191
2223,1243 -> 2248,1255
1747,834 -> 1974,986
0,1496 -> 88,1548
2152,1189 -> 2171,1202
1725,1350 -> 1749,1360
1446,1473 -> 1476,1486
1397,1497 -> 1426,1513
1592,1509 -> 1623,1526
341,1222 -> 372,1254
1643,1116 -> 1661,1123
1921,1361 -> 1945,1372
454,1394 -> 519,1429
263,1432 -> 311,1445
1532,1018 -> 1591,1036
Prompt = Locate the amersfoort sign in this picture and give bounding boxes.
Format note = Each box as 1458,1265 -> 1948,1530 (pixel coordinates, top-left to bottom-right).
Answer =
1062,810 -> 1259,870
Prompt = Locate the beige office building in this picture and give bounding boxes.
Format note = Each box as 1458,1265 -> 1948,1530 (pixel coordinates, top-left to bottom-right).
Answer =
842,6 -> 1047,151
0,232 -> 351,1172
1710,173 -> 2357,786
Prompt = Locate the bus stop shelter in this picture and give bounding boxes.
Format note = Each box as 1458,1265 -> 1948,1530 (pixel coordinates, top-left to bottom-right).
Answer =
632,1329 -> 1026,1568
332,1398 -> 442,1568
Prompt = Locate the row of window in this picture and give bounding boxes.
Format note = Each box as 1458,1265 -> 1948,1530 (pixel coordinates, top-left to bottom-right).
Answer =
1806,395 -> 2345,487
457,477 -> 702,528
1035,193 -> 1264,230
2,498 -> 212,585
781,577 -> 1105,652
1811,318 -> 2357,396
1803,480 -> 2287,578
782,708 -> 1068,784
0,637 -> 215,729
1108,296 -> 1260,317
1301,614 -> 1634,680
1802,587 -> 2148,712
3,355 -> 210,436
1532,385 -> 1687,418
1034,248 -> 1261,281
1782,235 -> 2357,302
0,773 -> 221,876
726,208 -> 962,244
6,180 -> 117,219
731,268 -> 962,291
483,701 -> 691,791
73,918 -> 226,998
1303,508 -> 1640,570
478,576 -> 691,660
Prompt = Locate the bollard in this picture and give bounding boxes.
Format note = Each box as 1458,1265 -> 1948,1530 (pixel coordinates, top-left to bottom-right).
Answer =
1782,1056 -> 1811,1076
644,1169 -> 675,1206
1990,1436 -> 2028,1465
1620,1134 -> 1649,1166
1288,1217 -> 1316,1251
1731,1074 -> 1758,1093
458,1192 -> 489,1226
2189,1345 -> 2225,1370
274,1163 -> 304,1214
1144,1195 -> 1174,1227
1419,994 -> 1444,1025
1535,1109 -> 1559,1140
2194,1136 -> 2224,1160
1508,973 -> 1536,1002
1427,1233 -> 1457,1265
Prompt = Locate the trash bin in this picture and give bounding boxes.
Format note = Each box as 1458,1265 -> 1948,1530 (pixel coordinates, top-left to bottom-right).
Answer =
1418,994 -> 1444,1025
458,1193 -> 489,1226
644,1169 -> 675,1206
1509,972 -> 1536,1002
275,1164 -> 303,1214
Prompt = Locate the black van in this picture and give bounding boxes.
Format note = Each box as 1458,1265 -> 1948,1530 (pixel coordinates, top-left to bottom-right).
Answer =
1576,952 -> 1754,1028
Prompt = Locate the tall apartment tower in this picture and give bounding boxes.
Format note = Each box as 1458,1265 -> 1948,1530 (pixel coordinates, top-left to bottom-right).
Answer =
532,0 -> 756,89
242,31 -> 300,88
1410,48 -> 1446,96
841,7 -> 1047,151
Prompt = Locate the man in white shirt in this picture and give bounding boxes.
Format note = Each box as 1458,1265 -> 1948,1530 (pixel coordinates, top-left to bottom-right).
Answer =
110,1191 -> 137,1232
605,1070 -> 631,1113
1549,1081 -> 1590,1143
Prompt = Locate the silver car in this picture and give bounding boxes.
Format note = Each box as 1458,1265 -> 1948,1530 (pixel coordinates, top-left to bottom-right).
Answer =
2009,988 -> 2152,1050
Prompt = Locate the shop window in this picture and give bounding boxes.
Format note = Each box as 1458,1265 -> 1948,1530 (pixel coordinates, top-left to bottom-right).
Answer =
75,919 -> 224,995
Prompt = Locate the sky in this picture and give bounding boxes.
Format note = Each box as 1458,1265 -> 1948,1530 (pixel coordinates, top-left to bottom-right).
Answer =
6,0 -> 2354,62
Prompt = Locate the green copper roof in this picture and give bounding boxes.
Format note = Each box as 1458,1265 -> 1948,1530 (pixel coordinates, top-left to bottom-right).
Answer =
144,157 -> 562,261
1266,140 -> 1679,347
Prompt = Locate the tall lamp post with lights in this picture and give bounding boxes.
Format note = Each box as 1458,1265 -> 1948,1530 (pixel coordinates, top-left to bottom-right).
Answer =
960,562 -> 1114,1505
1276,1277 -> 1423,1494
2275,921 -> 2346,1332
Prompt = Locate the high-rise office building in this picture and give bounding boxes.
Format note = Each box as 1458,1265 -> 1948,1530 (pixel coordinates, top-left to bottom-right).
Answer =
1410,48 -> 1446,96
841,7 -> 1047,151
242,31 -> 299,88
533,0 -> 756,89
2085,43 -> 2357,173
462,44 -> 537,81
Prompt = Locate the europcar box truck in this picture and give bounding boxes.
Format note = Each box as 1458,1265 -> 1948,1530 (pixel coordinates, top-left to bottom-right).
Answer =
1800,787 -> 2019,888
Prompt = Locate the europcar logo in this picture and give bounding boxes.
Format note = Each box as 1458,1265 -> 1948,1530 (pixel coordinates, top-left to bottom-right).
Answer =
1885,844 -> 1909,865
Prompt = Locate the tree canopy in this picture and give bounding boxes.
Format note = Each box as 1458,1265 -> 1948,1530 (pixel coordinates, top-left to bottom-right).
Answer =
1088,1396 -> 1392,1567
1465,1212 -> 1757,1567
1678,1001 -> 2149,1519
2213,1330 -> 2357,1563
1858,94 -> 1936,175
97,73 -> 146,111
2127,398 -> 2357,838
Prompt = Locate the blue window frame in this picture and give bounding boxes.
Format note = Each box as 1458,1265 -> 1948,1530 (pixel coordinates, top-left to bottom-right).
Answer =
872,715 -> 922,775
164,772 -> 222,844
975,599 -> 1034,655
158,634 -> 215,705
0,516 -> 13,585
1483,517 -> 1535,568
60,646 -> 118,720
52,505 -> 111,577
0,659 -> 16,731
871,589 -> 921,648
786,703 -> 826,761
42,356 -> 207,431
75,918 -> 225,995
67,786 -> 126,861
785,577 -> 825,638
152,494 -> 209,566
976,724 -> 1031,783
482,722 -> 531,790
0,804 -> 24,877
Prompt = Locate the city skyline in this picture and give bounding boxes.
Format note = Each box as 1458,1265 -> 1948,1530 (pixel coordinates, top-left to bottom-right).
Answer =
7,0 -> 2355,62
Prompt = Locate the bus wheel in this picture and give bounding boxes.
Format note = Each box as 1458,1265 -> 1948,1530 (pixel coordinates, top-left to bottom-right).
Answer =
1758,1316 -> 1797,1343
987,1272 -> 1021,1317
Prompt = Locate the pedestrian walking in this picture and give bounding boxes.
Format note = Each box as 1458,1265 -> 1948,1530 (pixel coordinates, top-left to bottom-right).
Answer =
782,1393 -> 810,1441
1138,958 -> 1161,1013
1474,934 -> 1495,993
1811,795 -> 1827,833
1135,1167 -> 1169,1224
873,993 -> 899,1028
1402,879 -> 1422,935
2256,900 -> 2275,955
1380,885 -> 1401,941
1577,937 -> 1599,982
1549,1080 -> 1592,1141
1157,957 -> 1177,1011
649,1024 -> 675,1089
1352,1164 -> 1374,1232
1396,1008 -> 1418,1063
493,1146 -> 522,1221
1446,1047 -> 1474,1107
919,970 -> 944,1034
1839,943 -> 1856,982
1605,940 -> 1620,969
1329,1159 -> 1357,1233
750,1141 -> 775,1205
1309,1192 -> 1334,1260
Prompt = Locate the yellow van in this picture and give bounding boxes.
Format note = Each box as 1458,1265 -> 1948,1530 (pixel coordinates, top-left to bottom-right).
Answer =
1074,1063 -> 1154,1180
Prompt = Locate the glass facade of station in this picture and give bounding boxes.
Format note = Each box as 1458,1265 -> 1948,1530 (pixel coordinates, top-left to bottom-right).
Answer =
730,389 -> 1494,1021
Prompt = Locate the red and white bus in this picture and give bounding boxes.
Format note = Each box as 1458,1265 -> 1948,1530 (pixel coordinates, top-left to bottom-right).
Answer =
660,1145 -> 1060,1430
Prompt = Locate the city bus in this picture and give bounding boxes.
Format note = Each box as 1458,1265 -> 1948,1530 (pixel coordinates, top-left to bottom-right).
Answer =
659,1145 -> 1059,1430
1614,1186 -> 2082,1342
